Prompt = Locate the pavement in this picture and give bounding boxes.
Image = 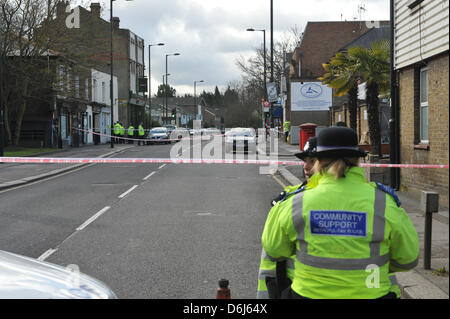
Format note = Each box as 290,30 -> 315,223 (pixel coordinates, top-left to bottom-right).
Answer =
1,139 -> 448,299
275,137 -> 449,299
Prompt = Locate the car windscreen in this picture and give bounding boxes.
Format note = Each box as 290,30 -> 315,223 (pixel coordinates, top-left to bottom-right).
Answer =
226,131 -> 255,137
150,130 -> 167,134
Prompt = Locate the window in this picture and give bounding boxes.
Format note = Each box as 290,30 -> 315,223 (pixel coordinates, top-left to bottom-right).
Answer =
102,82 -> 106,103
59,66 -> 64,90
67,72 -> 71,93
75,75 -> 80,98
419,68 -> 428,142
93,79 -> 97,101
85,78 -> 89,100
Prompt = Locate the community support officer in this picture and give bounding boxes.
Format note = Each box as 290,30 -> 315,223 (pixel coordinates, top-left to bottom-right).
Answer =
270,137 -> 317,207
261,127 -> 419,299
258,137 -> 318,299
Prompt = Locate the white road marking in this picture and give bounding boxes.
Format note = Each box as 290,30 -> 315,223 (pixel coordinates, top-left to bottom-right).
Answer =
158,164 -> 166,169
118,185 -> 138,199
76,206 -> 111,231
38,248 -> 58,261
143,171 -> 156,181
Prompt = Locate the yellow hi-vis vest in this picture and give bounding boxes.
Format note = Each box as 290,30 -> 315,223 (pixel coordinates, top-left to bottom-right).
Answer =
114,123 -> 120,135
262,167 -> 419,299
119,125 -> 125,136
138,125 -> 145,136
128,126 -> 134,136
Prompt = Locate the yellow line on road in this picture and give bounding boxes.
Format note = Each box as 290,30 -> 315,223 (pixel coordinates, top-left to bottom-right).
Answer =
270,172 -> 287,189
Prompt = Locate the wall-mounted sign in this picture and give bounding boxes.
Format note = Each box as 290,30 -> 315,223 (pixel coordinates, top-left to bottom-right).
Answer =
291,82 -> 332,111
266,82 -> 278,103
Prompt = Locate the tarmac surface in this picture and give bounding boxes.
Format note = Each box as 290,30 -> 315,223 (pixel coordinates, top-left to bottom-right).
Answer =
1,139 -> 448,299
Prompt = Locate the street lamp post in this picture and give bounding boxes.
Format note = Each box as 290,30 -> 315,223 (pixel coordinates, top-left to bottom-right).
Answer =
246,28 -> 266,97
194,80 -> 204,111
0,12 -> 4,156
165,53 -> 180,124
247,28 -> 266,129
110,0 -> 133,148
148,43 -> 164,129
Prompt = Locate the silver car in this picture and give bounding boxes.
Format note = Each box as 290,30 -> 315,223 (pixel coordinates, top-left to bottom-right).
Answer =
225,128 -> 257,153
147,127 -> 171,144
0,250 -> 117,299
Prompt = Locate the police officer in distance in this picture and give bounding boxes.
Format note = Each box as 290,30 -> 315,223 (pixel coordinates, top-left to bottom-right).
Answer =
261,126 -> 419,299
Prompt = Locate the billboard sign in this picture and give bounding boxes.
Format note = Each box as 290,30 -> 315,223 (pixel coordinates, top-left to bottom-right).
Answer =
291,82 -> 332,111
266,82 -> 278,103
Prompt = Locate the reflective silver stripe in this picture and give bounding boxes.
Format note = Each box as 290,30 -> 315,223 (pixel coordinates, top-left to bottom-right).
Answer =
261,249 -> 271,261
287,258 -> 295,270
261,248 -> 286,262
292,192 -> 306,242
258,269 -> 276,279
390,257 -> 419,270
370,188 -> 386,258
389,274 -> 398,286
256,290 -> 269,299
297,249 -> 390,270
292,188 -> 389,270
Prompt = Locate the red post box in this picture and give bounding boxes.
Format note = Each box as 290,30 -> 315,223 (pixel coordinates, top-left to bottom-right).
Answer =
299,123 -> 318,151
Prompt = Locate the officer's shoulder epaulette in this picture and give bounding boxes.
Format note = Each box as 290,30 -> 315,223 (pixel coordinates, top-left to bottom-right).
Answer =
375,182 -> 402,207
280,185 -> 307,203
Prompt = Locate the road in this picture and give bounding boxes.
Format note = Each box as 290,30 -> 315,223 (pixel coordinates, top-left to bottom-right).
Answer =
0,139 -> 284,298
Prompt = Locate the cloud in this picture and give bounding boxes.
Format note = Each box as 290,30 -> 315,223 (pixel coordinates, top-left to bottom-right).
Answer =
74,0 -> 389,94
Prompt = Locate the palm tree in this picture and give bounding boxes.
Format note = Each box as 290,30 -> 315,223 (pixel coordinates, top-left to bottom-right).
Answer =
320,40 -> 390,157
349,40 -> 390,157
319,52 -> 359,131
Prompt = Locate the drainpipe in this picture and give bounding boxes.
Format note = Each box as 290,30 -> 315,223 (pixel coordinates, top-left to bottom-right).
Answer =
389,0 -> 400,190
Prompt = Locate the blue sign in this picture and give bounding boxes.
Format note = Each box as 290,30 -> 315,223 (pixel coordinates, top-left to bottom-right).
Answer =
309,211 -> 367,237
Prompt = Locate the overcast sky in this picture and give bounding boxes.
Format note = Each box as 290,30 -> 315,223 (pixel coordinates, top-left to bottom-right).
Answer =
74,0 -> 390,96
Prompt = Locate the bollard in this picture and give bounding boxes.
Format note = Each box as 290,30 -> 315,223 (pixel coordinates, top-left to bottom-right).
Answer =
216,279 -> 231,299
421,191 -> 439,270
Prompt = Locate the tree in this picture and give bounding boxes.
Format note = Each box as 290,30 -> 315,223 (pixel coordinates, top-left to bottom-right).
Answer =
156,84 -> 176,98
319,40 -> 390,157
349,40 -> 390,157
319,51 -> 360,131
1,0 -> 60,146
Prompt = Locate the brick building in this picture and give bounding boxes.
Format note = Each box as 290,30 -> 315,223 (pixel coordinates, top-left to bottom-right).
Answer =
285,21 -> 380,131
43,1 -> 146,128
394,0 -> 449,206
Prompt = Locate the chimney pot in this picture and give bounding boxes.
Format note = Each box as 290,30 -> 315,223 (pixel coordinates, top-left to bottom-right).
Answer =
90,2 -> 101,17
112,17 -> 120,29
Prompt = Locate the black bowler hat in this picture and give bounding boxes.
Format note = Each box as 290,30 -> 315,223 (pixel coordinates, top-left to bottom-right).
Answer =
315,127 -> 367,158
295,137 -> 317,160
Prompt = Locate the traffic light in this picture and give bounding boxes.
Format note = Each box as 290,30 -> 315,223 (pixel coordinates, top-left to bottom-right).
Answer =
171,108 -> 176,118
264,112 -> 270,118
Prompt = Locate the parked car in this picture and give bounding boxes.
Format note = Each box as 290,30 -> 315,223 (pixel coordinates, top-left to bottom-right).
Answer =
225,128 -> 257,153
0,250 -> 117,299
147,127 -> 171,144
164,124 -> 177,135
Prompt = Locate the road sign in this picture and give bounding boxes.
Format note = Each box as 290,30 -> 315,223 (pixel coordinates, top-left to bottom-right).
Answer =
266,82 -> 278,103
263,101 -> 270,107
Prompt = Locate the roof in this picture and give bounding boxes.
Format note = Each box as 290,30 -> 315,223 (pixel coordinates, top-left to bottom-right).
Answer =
339,26 -> 390,52
293,21 -> 387,77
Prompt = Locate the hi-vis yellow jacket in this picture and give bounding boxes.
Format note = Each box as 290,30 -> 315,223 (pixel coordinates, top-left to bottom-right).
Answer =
261,167 -> 419,299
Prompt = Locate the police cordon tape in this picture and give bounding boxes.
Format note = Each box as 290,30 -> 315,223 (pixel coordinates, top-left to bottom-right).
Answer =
73,127 -> 226,142
0,156 -> 448,168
